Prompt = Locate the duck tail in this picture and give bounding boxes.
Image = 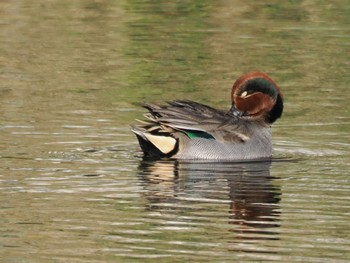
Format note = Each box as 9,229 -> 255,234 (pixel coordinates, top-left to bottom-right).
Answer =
131,127 -> 178,159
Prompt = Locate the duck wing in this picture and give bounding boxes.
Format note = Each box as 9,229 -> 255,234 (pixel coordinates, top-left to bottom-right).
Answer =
135,100 -> 255,144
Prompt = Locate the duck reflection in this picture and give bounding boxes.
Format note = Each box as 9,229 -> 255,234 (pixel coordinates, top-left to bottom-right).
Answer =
137,159 -> 281,240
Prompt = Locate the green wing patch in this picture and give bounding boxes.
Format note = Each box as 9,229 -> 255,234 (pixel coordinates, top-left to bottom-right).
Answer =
185,130 -> 215,139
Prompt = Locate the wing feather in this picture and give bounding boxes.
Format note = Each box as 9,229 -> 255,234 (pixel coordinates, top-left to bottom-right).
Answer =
135,100 -> 256,143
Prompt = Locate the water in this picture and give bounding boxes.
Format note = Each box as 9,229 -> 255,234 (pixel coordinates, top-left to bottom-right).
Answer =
1,1 -> 350,262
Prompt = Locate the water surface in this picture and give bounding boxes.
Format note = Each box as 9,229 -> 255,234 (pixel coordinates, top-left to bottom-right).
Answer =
1,0 -> 350,262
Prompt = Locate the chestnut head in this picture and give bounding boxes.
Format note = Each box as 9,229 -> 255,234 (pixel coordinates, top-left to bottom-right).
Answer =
231,72 -> 283,124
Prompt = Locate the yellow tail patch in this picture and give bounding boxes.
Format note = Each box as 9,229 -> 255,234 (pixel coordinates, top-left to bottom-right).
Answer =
143,133 -> 176,154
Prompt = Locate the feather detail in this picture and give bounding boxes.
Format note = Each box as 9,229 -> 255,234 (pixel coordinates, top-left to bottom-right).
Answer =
134,100 -> 255,144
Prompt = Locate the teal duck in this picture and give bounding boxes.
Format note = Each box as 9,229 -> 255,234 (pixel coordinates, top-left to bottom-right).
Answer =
132,71 -> 283,160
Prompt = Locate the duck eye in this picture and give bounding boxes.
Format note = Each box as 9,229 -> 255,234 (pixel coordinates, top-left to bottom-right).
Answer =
241,91 -> 248,97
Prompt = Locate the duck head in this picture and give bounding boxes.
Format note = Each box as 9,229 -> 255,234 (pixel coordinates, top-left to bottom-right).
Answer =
230,71 -> 283,124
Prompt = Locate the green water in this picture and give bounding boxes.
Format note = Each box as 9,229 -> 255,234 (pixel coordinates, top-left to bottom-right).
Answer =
1,1 -> 350,262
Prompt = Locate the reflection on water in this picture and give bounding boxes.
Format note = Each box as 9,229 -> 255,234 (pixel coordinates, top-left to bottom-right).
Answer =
139,160 -> 281,243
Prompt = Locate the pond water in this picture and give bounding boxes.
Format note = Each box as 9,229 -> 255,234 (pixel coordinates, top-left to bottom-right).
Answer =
1,0 -> 350,262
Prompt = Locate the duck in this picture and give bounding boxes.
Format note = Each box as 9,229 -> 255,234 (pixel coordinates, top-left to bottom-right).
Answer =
132,71 -> 283,160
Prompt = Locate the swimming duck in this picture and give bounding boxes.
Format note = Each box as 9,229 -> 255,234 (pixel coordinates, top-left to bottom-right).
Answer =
132,71 -> 283,160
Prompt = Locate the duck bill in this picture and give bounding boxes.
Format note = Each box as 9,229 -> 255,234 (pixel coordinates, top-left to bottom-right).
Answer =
229,105 -> 243,117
